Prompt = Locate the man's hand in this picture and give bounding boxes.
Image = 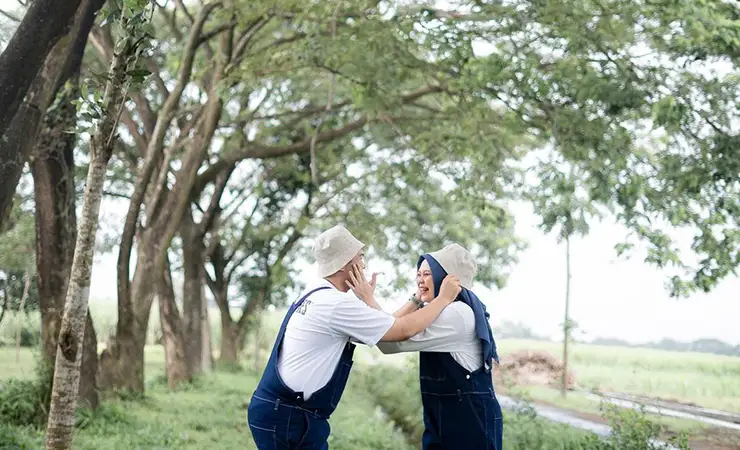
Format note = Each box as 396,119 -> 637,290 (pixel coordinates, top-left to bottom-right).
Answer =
437,275 -> 462,304
346,264 -> 377,305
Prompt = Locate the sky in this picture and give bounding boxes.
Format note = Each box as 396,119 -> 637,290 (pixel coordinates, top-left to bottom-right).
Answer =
2,0 -> 738,346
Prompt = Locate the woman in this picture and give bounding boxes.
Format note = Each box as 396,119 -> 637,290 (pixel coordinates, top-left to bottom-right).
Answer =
352,243 -> 504,450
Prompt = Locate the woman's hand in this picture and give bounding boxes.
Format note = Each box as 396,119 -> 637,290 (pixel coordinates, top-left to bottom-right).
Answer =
436,275 -> 462,304
345,264 -> 378,305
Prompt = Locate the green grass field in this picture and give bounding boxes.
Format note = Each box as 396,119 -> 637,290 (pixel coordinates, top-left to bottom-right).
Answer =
1,346 -> 413,450
2,304 -> 738,449
496,338 -> 740,413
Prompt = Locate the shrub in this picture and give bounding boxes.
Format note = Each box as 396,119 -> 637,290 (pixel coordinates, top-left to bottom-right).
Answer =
18,327 -> 39,348
600,405 -> 690,450
0,356 -> 53,427
0,422 -> 43,449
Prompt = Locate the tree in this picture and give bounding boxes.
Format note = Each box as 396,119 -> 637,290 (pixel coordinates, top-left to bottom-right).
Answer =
44,1 -> 153,447
0,0 -> 105,231
96,0 -> 527,393
440,0 -> 739,296
527,149 -> 601,396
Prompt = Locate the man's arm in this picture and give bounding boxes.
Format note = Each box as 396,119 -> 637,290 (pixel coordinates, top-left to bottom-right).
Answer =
377,303 -> 472,353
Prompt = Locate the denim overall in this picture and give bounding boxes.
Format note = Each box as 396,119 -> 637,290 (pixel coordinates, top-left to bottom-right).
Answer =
248,286 -> 356,449
418,255 -> 504,450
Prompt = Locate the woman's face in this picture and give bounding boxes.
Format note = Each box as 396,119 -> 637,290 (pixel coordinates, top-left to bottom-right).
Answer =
416,259 -> 435,302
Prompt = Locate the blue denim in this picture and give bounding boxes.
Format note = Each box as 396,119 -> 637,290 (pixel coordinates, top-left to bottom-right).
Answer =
248,286 -> 356,449
420,351 -> 504,450
417,254 -> 504,450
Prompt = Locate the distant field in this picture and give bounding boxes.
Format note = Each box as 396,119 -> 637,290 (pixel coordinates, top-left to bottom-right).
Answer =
497,338 -> 740,413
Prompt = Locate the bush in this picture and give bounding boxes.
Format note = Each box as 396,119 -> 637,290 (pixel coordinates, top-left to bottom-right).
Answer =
0,357 -> 52,427
18,327 -> 39,348
0,319 -> 40,348
0,423 -> 43,449
600,405 -> 690,450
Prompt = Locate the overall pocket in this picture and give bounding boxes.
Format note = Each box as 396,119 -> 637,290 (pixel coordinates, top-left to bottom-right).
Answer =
247,396 -> 281,450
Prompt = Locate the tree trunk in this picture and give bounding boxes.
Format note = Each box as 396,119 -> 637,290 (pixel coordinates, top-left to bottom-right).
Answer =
0,0 -> 84,139
252,318 -> 261,372
0,0 -> 106,231
98,246 -> 156,393
44,34 -> 133,450
158,257 -> 190,390
200,282 -> 213,373
219,320 -> 241,364
181,215 -> 204,376
33,73 -> 99,411
561,235 -> 571,397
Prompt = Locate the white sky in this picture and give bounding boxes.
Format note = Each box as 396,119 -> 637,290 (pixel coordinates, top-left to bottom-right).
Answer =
2,0 -> 737,346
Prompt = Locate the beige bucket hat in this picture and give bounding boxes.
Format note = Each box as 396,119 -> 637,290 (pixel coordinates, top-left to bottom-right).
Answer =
313,225 -> 365,278
426,243 -> 477,289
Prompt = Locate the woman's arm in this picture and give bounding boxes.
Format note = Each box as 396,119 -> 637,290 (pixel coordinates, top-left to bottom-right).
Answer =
345,264 -> 461,342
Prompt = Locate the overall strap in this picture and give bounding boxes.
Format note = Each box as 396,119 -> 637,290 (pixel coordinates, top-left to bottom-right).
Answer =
274,286 -> 331,344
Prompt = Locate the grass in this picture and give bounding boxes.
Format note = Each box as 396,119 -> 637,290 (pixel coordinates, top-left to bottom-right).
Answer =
497,338 -> 740,412
1,346 -> 411,450
2,305 -> 738,449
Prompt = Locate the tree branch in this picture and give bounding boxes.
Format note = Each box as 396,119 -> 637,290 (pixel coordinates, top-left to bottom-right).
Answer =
196,165 -> 234,238
117,1 -> 221,316
0,8 -> 21,22
231,16 -> 271,61
195,84 -> 444,190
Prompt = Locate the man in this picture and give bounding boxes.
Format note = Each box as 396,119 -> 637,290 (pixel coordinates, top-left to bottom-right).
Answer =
353,243 -> 503,450
247,225 -> 461,450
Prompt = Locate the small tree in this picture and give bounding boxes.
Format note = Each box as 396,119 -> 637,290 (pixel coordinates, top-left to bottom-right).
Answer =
527,148 -> 601,397
44,0 -> 153,448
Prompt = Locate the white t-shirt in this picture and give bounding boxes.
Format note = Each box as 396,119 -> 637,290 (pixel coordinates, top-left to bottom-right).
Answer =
376,302 -> 483,372
277,279 -> 396,399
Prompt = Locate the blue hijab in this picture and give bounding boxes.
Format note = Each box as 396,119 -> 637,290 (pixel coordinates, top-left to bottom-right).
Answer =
417,254 -> 499,369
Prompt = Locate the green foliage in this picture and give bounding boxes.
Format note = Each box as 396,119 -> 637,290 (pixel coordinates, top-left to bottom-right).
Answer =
73,0 -> 154,134
0,355 -> 53,428
397,0 -> 738,297
526,155 -> 602,243
601,405 -> 690,450
0,422 -> 43,449
0,346 -> 412,450
0,204 -> 34,271
362,360 -> 599,449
